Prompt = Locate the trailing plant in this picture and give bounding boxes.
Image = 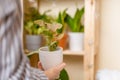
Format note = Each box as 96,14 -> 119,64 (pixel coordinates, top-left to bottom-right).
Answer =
65,7 -> 84,32
24,7 -> 55,35
34,20 -> 64,51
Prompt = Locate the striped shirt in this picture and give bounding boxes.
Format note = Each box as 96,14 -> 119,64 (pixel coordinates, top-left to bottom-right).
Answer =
0,0 -> 48,80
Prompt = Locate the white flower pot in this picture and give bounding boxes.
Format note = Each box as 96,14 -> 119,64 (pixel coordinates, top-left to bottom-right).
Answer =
26,35 -> 42,51
39,46 -> 63,70
68,32 -> 84,51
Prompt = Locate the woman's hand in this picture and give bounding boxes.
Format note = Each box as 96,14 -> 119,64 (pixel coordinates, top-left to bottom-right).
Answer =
38,62 -> 66,80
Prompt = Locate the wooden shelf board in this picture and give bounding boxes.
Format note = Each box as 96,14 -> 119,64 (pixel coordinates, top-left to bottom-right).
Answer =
24,49 -> 85,56
63,50 -> 84,56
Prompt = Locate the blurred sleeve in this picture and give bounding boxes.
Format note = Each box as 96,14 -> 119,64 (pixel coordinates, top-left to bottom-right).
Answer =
0,0 -> 48,80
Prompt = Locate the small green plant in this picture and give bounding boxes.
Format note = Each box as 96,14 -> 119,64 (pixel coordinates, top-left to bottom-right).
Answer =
56,9 -> 68,32
65,7 -> 84,32
24,21 -> 41,35
34,20 -> 64,51
24,7 -> 41,35
24,7 -> 55,35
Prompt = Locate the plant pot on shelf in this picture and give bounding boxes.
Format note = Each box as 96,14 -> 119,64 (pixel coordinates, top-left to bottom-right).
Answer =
39,46 -> 63,70
68,32 -> 84,51
26,35 -> 42,51
65,7 -> 84,51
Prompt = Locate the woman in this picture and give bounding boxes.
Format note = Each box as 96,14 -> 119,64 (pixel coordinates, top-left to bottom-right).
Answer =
0,0 -> 66,80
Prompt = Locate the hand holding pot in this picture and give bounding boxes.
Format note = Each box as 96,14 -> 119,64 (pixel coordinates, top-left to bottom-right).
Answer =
38,62 -> 66,80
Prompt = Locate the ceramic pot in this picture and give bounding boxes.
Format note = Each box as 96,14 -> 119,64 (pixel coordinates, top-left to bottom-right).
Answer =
68,32 -> 84,51
26,35 -> 42,51
39,46 -> 63,70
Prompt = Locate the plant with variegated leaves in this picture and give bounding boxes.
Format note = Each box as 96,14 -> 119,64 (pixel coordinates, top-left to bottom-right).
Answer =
34,20 -> 64,51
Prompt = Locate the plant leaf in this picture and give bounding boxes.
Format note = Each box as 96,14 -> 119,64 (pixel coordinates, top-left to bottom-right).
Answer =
74,7 -> 84,32
57,9 -> 67,34
49,41 -> 58,51
58,69 -> 69,80
65,7 -> 84,32
65,14 -> 74,32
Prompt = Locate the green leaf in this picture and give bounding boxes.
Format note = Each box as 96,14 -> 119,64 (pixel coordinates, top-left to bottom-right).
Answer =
73,8 -> 81,32
27,51 -> 39,58
74,7 -> 84,32
49,41 -> 58,51
57,9 -> 67,34
65,14 -> 74,32
57,9 -> 67,24
58,69 -> 69,80
65,7 -> 84,32
57,27 -> 63,34
57,12 -> 62,23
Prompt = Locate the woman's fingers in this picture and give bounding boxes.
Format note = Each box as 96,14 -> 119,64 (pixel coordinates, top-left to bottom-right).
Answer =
38,61 -> 44,70
54,62 -> 66,73
44,62 -> 66,80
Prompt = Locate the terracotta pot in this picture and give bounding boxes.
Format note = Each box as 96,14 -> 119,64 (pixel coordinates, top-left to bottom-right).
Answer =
58,33 -> 68,50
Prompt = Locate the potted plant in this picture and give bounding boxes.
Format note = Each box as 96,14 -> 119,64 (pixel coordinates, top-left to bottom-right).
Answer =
24,7 -> 54,51
34,20 -> 69,80
24,7 -> 41,51
34,20 -> 63,65
24,21 -> 42,51
65,7 -> 84,51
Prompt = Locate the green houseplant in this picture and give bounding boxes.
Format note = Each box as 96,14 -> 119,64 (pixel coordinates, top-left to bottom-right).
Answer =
33,20 -> 69,80
24,7 -> 55,51
24,7 -> 54,35
34,20 -> 64,51
65,7 -> 84,32
65,7 -> 84,51
24,7 -> 42,51
24,7 -> 41,51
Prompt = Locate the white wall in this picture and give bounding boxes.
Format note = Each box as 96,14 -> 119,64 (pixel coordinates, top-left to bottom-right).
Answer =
39,0 -> 84,17
97,0 -> 120,70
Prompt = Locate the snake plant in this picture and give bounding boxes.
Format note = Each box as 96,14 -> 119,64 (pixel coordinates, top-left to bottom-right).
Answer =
65,7 -> 84,32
